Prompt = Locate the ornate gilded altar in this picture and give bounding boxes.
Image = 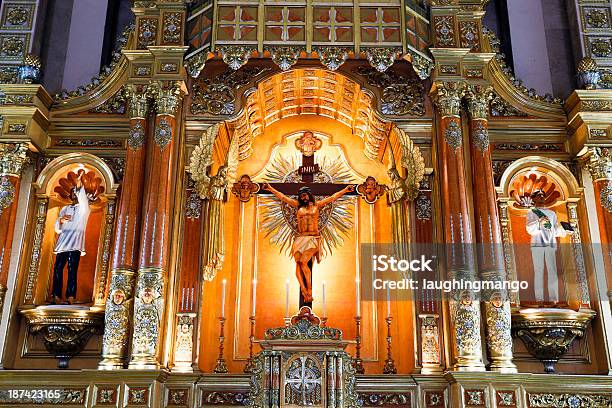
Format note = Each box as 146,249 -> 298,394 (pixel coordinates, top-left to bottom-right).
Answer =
0,0 -> 610,407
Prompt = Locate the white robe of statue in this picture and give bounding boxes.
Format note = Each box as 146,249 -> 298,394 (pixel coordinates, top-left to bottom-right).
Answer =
54,186 -> 91,255
525,207 -> 568,303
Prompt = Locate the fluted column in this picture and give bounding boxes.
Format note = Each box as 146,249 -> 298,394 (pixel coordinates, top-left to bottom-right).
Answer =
465,85 -> 516,373
129,81 -> 182,369
99,84 -> 151,369
0,143 -> 29,314
431,81 -> 485,371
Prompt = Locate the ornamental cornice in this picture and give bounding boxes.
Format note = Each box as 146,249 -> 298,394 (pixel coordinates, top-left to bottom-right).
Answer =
431,81 -> 467,117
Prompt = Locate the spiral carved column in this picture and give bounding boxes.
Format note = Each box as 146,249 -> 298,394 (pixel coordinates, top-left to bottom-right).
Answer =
128,81 -> 182,369
99,85 -> 151,369
431,81 -> 485,371
466,85 -> 516,373
0,143 -> 29,315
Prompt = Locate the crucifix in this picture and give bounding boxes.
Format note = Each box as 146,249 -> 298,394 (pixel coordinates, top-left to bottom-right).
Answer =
256,131 -> 357,308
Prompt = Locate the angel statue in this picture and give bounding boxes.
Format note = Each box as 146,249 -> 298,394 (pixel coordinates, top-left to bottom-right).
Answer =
188,124 -> 235,281
51,169 -> 104,304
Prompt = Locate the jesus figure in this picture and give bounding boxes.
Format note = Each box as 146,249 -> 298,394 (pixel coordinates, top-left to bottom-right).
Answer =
262,183 -> 355,304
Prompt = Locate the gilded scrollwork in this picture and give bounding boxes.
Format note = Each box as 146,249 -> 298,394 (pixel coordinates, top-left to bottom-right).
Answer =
128,122 -> 146,150
528,393 -> 612,407
138,18 -> 158,48
162,12 -> 182,44
191,67 -> 269,115
353,66 -> 425,116
434,16 -> 455,47
154,118 -> 173,148
270,47 -> 302,71
444,120 -> 462,150
220,46 -> 254,71
173,313 -> 196,371
315,47 -> 350,71
365,48 -> 399,73
419,314 -> 441,366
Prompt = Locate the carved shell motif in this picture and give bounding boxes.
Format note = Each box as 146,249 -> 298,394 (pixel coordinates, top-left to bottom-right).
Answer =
510,173 -> 561,208
54,169 -> 105,203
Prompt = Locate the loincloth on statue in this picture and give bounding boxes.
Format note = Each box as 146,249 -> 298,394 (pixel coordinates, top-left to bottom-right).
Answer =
292,235 -> 321,262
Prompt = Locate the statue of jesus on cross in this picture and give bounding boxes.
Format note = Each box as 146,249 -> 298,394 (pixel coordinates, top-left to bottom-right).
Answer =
262,182 -> 354,304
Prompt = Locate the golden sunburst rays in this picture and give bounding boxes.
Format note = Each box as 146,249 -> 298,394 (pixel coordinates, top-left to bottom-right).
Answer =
258,153 -> 357,258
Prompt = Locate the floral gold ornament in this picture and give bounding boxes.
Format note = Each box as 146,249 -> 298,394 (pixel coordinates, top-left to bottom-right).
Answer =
128,121 -> 146,150
6,6 -> 29,26
471,121 -> 489,152
315,47 -> 349,71
221,46 -> 253,70
162,12 -> 182,44
137,18 -> 158,48
590,38 -> 612,58
185,190 -> 203,219
434,16 -> 455,47
459,21 -> 480,51
1,36 -> 25,57
185,51 -> 207,78
408,50 -> 434,80
601,185 -> 612,212
18,53 -> 41,83
585,8 -> 610,29
444,120 -> 462,150
154,118 -> 172,148
0,176 -> 15,214
270,47 -> 302,71
365,48 -> 398,73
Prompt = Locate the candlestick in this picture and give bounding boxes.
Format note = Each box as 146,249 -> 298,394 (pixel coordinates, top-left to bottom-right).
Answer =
383,316 -> 397,374
355,278 -> 360,316
214,317 -> 229,373
221,279 -> 227,318
354,315 -> 365,374
386,286 -> 391,318
285,279 -> 290,318
251,279 -> 257,317
322,281 -> 327,318
243,316 -> 256,373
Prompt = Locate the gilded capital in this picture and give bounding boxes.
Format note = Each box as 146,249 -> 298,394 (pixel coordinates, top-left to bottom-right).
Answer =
465,85 -> 494,120
584,147 -> 612,182
150,81 -> 183,117
125,84 -> 151,119
431,81 -> 466,117
0,142 -> 29,177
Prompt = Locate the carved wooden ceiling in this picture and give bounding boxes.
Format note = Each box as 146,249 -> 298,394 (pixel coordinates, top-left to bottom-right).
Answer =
230,68 -> 391,161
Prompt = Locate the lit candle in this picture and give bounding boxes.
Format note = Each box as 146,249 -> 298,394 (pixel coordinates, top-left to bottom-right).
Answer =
251,279 -> 257,317
386,286 -> 391,318
285,279 -> 290,318
322,281 -> 327,318
221,279 -> 227,318
355,278 -> 361,316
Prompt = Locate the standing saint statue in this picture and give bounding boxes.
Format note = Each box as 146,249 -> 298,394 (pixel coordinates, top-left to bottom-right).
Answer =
262,183 -> 354,304
52,171 -> 91,304
525,190 -> 571,306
